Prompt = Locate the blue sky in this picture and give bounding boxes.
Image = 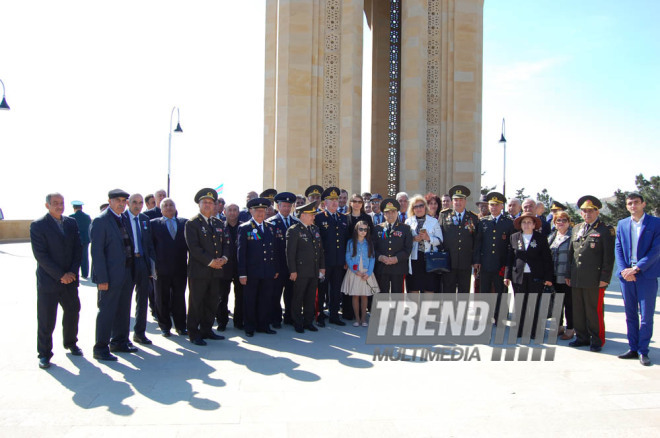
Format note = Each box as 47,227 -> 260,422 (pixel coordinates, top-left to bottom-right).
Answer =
0,1 -> 657,219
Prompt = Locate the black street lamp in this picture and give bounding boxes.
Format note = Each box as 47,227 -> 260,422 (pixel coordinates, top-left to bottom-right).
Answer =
498,118 -> 507,197
0,79 -> 10,110
167,106 -> 183,197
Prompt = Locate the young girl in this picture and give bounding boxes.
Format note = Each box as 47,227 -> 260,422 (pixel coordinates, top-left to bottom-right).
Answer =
341,220 -> 380,326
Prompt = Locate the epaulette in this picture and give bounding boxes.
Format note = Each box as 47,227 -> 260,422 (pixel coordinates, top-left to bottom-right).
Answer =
440,208 -> 452,214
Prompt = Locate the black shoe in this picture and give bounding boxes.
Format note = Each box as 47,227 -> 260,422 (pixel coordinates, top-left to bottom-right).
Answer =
206,332 -> 225,340
234,323 -> 244,330
39,357 -> 51,369
640,354 -> 651,366
329,318 -> 346,326
245,331 -> 254,337
162,331 -> 172,338
68,345 -> 83,356
93,351 -> 118,361
295,326 -> 304,334
133,335 -> 152,345
304,324 -> 318,332
110,343 -> 138,353
618,350 -> 639,359
589,345 -> 602,352
190,338 -> 207,346
316,319 -> 326,328
283,318 -> 294,326
176,329 -> 188,336
217,324 -> 226,332
568,340 -> 590,348
257,328 -> 277,335
273,322 -> 282,329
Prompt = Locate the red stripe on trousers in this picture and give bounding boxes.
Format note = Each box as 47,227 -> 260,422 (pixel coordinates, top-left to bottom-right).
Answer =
597,287 -> 606,346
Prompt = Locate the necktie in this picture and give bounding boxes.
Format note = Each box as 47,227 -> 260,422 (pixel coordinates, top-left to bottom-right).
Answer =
167,218 -> 176,239
284,217 -> 289,228
259,223 -> 264,234
134,217 -> 144,254
387,224 -> 392,235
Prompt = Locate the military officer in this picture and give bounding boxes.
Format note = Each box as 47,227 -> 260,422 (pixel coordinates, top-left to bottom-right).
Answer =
184,188 -> 228,346
305,185 -> 323,204
565,195 -> 615,352
287,201 -> 325,333
315,187 -> 349,326
473,192 -> 515,317
440,185 -> 480,294
70,200 -> 91,278
267,192 -> 299,327
372,199 -> 413,294
369,193 -> 384,225
238,197 -> 279,337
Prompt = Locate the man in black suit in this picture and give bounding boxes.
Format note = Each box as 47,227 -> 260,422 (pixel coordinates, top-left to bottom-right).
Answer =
373,198 -> 413,294
185,188 -> 229,345
124,193 -> 156,345
30,193 -> 83,369
151,197 -> 188,337
287,201 -> 325,333
91,189 -> 139,361
216,203 -> 244,330
474,192 -> 515,317
144,189 -> 166,219
69,200 -> 91,279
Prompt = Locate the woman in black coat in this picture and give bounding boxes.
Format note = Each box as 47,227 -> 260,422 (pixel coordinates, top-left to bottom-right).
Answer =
504,212 -> 554,338
345,194 -> 374,236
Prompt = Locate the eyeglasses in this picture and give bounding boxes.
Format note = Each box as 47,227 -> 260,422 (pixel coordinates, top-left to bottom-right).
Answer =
413,204 -> 425,209
351,200 -> 363,204
555,219 -> 568,223
358,227 -> 368,232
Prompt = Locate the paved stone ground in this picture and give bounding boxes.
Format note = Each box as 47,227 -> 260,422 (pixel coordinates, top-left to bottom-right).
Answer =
1,242 -> 659,437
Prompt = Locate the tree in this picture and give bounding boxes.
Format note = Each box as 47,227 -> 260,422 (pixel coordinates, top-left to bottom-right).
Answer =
515,188 -> 529,202
481,184 -> 497,196
536,188 -> 553,211
602,174 -> 660,224
566,203 -> 582,225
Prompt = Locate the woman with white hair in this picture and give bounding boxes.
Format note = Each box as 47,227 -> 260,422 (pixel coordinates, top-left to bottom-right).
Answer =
404,195 -> 444,293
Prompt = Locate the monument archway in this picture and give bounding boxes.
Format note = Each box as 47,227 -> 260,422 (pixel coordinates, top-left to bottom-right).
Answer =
263,0 -> 483,197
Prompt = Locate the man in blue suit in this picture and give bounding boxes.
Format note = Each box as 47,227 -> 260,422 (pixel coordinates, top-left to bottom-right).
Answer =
615,193 -> 660,366
151,197 -> 189,337
125,193 -> 156,345
238,197 -> 278,337
30,193 -> 83,369
91,189 -> 138,361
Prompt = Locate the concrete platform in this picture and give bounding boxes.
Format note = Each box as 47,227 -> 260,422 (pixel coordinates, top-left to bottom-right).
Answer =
1,242 -> 658,437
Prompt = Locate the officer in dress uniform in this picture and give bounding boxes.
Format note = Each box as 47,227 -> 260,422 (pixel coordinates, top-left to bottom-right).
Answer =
566,195 -> 615,352
372,199 -> 413,294
440,185 -> 480,294
184,188 -> 229,346
237,197 -> 279,337
70,201 -> 91,279
286,201 -> 325,333
473,192 -> 515,317
267,192 -> 299,327
315,187 -> 349,326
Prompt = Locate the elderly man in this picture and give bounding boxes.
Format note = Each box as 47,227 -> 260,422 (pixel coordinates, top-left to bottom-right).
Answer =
238,197 -> 279,337
91,189 -> 138,361
185,188 -> 228,345
507,198 -> 522,219
267,192 -> 299,327
287,201 -> 325,333
373,198 -> 413,294
144,189 -> 167,219
566,196 -> 615,353
615,193 -> 660,366
522,199 -> 550,236
124,193 -> 156,345
396,192 -> 409,222
150,197 -> 189,337
31,193 -> 83,369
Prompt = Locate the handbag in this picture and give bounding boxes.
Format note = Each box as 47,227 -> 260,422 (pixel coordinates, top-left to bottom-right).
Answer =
426,244 -> 451,273
543,284 -> 556,318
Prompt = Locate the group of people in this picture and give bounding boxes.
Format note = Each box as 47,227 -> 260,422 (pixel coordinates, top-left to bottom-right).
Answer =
30,183 -> 659,369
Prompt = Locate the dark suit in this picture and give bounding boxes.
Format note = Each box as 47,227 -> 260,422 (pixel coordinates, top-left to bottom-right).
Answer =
69,209 -> 91,278
144,207 -> 162,220
185,214 -> 229,341
566,219 -> 615,348
238,219 -> 277,332
267,213 -> 298,325
238,208 -> 251,223
615,214 -> 660,355
474,214 -> 514,315
151,216 -> 189,333
538,215 -> 551,237
90,209 -> 136,354
125,212 -> 156,338
30,214 -> 82,359
315,210 -> 349,321
440,209 -> 480,293
217,221 -> 244,329
286,222 -> 325,327
372,221 -> 413,294
505,230 -> 554,336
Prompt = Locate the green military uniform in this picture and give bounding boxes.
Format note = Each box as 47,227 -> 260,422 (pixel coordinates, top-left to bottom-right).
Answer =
440,208 -> 480,293
372,198 -> 413,294
286,202 -> 325,332
566,218 -> 615,349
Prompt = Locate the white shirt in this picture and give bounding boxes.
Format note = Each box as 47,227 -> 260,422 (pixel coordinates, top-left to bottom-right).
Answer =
631,214 -> 645,263
522,233 -> 533,273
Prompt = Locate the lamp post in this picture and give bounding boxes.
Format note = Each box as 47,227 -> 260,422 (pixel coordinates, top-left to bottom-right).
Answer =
0,79 -> 10,110
498,118 -> 507,197
167,106 -> 183,197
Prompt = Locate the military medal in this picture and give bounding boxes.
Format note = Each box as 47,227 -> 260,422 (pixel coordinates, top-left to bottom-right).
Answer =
530,240 -> 537,248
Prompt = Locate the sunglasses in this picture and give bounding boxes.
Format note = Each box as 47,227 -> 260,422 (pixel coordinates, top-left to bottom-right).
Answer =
413,204 -> 425,209
555,219 -> 568,223
358,227 -> 368,232
351,200 -> 363,203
